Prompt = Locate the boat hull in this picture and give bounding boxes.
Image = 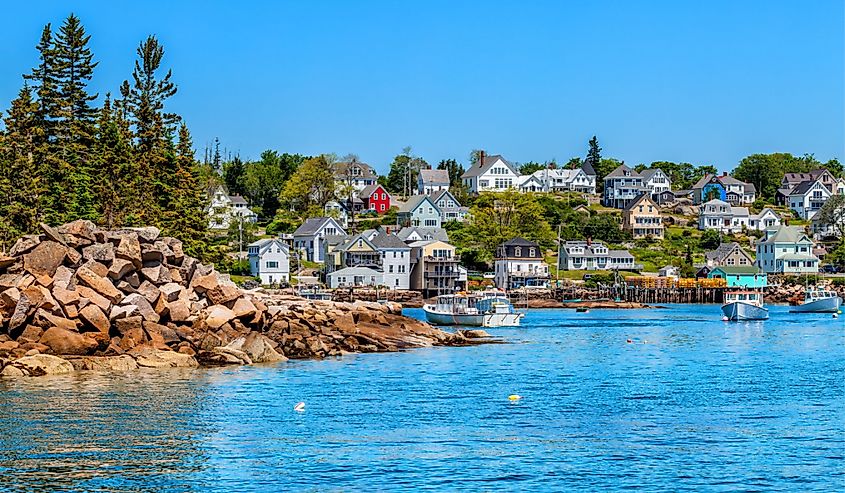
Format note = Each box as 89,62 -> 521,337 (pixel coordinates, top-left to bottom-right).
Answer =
721,301 -> 769,321
789,296 -> 842,313
423,306 -> 523,327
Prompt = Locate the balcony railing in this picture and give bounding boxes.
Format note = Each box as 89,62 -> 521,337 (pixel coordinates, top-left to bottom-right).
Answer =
424,255 -> 460,263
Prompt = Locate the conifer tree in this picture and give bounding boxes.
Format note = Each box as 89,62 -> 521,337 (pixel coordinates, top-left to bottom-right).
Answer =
162,123 -> 208,257
0,87 -> 44,248
93,95 -> 134,228
123,35 -> 179,222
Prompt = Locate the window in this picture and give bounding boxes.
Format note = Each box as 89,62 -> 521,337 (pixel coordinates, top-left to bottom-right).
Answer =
515,247 -> 522,256
381,193 -> 386,200
529,248 -> 536,257
389,265 -> 394,273
266,261 -> 279,268
424,219 -> 437,227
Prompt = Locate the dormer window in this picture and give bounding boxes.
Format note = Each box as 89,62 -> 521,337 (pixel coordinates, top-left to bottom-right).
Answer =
515,247 -> 522,256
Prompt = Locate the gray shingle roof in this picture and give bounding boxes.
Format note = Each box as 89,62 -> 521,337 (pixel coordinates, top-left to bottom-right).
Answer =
370,233 -> 411,249
293,217 -> 342,237
398,194 -> 436,213
788,179 -> 819,196
605,164 -> 641,179
419,169 -> 449,184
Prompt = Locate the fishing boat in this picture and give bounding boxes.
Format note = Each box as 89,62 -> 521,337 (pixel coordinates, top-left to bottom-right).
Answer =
789,287 -> 842,313
721,290 -> 769,321
423,291 -> 524,327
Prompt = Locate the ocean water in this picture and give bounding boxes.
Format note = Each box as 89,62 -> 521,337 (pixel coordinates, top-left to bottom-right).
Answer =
0,305 -> 843,492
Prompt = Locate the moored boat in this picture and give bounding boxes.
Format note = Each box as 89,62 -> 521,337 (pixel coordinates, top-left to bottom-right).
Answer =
423,291 -> 524,327
789,287 -> 842,313
721,290 -> 769,321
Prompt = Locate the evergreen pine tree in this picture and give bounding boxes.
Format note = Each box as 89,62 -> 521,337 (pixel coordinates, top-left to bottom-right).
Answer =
93,95 -> 134,228
223,155 -> 246,196
162,123 -> 208,257
0,87 -> 45,248
586,136 -> 601,168
123,35 -> 179,222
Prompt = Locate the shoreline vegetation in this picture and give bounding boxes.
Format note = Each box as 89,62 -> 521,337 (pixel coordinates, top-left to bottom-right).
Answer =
0,220 -> 492,378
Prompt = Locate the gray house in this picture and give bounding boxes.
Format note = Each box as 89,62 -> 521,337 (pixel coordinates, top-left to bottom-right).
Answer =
292,217 -> 346,263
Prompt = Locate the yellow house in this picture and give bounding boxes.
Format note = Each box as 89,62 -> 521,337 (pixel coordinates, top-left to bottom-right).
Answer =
622,194 -> 664,239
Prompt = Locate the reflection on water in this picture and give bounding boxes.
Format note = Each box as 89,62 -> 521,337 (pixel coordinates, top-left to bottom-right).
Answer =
0,305 -> 842,492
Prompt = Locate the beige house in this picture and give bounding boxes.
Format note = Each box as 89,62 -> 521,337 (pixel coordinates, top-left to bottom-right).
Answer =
408,240 -> 462,295
622,194 -> 664,239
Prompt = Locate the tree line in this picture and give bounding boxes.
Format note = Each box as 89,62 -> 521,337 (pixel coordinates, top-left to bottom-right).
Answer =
0,14 -> 208,256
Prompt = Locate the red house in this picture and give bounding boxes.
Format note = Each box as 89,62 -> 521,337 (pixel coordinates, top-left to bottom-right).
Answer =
359,184 -> 391,213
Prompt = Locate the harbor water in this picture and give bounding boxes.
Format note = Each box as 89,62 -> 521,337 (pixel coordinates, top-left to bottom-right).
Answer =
0,305 -> 842,491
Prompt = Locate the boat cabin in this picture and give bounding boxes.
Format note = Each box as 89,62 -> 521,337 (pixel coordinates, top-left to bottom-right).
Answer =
724,291 -> 763,305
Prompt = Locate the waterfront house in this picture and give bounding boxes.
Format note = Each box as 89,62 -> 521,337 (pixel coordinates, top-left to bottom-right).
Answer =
409,240 -> 461,296
658,265 -> 680,279
247,238 -> 290,285
326,266 -> 382,289
418,169 -> 450,195
207,185 -> 259,229
602,164 -> 647,209
639,168 -> 672,197
788,177 -> 832,220
692,173 -> 756,205
698,199 -> 779,233
358,183 -> 392,214
324,231 -> 411,290
622,194 -> 664,239
559,240 -> 637,271
397,194 -> 442,228
494,238 -> 550,290
292,217 -> 346,263
460,153 -> 521,193
755,226 -> 819,274
707,266 -> 767,288
371,232 -> 412,290
705,242 -> 755,268
333,160 -> 378,192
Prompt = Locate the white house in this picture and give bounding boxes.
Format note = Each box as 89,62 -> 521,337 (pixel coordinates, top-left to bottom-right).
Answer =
396,226 -> 449,243
430,190 -> 468,222
788,178 -> 832,220
639,168 -> 672,196
559,240 -> 637,271
460,154 -> 521,193
692,174 -> 756,205
333,160 -> 378,192
371,232 -> 412,290
602,164 -> 647,209
698,199 -> 780,233
247,238 -> 290,285
292,217 -> 346,263
518,167 -> 596,194
397,194 -> 442,228
207,185 -> 259,229
326,267 -> 383,288
418,169 -> 450,195
494,238 -> 550,290
755,226 -> 819,274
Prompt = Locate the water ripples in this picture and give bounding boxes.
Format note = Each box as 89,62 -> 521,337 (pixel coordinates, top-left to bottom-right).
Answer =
0,304 -> 842,491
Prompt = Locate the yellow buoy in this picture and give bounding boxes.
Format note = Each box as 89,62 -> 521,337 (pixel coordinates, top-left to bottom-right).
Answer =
294,402 -> 305,412
508,394 -> 522,401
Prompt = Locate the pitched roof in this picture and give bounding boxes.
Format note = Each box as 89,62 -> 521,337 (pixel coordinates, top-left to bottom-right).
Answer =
730,206 -> 749,217
760,226 -> 811,244
397,226 -> 449,242
228,195 -> 248,205
605,164 -> 640,179
580,160 -> 596,176
333,161 -> 377,179
370,232 -> 410,250
501,237 -> 539,247
460,154 -> 517,178
639,168 -> 668,183
623,193 -> 657,212
358,183 -> 386,199
419,169 -> 450,184
705,242 -> 751,263
788,179 -> 822,196
398,194 -> 437,213
293,217 -> 343,236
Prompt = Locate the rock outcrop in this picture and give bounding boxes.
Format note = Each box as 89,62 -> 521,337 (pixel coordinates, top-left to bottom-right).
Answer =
0,221 -> 482,377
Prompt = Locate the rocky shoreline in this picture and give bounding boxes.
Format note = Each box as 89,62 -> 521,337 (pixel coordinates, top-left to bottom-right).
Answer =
0,221 -> 491,377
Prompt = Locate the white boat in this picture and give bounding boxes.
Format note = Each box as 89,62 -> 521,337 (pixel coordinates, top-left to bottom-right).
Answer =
789,287 -> 842,313
423,291 -> 524,327
721,290 -> 769,321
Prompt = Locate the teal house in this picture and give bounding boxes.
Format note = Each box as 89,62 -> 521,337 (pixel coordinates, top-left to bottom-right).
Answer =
708,266 -> 768,288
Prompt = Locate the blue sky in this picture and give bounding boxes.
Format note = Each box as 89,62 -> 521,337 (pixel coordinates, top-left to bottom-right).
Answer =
1,1 -> 843,173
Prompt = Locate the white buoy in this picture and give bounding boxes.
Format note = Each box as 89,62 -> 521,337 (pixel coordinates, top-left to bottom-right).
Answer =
834,313 -> 839,319
294,402 -> 305,412
722,316 -> 730,322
